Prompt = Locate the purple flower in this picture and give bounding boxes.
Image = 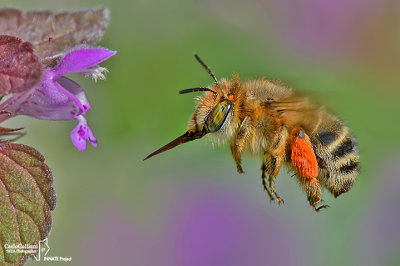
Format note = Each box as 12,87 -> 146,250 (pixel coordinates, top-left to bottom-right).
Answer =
0,47 -> 116,150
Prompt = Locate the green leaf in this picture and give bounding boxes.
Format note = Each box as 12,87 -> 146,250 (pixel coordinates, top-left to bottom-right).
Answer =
0,143 -> 55,265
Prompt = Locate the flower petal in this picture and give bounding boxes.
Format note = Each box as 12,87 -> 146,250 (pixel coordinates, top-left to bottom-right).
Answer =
54,48 -> 116,78
0,72 -> 88,121
56,76 -> 90,114
70,116 -> 98,150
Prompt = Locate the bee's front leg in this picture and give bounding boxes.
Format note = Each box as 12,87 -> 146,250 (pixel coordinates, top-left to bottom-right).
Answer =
230,116 -> 250,174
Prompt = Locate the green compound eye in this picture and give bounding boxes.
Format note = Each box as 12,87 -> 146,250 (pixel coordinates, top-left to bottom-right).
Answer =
205,100 -> 232,133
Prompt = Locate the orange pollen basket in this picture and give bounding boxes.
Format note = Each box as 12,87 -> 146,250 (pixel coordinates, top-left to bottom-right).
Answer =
290,136 -> 319,181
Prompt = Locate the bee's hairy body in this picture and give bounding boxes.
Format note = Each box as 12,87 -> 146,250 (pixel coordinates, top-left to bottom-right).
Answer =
190,76 -> 359,210
145,55 -> 360,211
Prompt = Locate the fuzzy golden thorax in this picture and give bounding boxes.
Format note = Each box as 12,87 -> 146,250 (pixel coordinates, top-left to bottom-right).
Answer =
188,76 -> 299,153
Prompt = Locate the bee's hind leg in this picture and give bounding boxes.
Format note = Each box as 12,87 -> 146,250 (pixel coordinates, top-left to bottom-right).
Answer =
302,179 -> 329,211
289,127 -> 329,211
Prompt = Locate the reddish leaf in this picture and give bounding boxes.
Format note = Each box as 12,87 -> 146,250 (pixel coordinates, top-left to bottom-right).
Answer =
0,35 -> 42,95
0,8 -> 110,67
0,143 -> 56,264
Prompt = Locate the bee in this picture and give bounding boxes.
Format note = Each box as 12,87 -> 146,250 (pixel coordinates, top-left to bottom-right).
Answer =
144,55 -> 360,211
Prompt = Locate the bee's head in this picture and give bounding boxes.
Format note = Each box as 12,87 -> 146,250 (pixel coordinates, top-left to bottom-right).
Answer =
143,55 -> 237,161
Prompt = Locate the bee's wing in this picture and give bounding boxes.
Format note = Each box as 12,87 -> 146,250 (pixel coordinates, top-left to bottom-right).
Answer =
271,94 -> 323,134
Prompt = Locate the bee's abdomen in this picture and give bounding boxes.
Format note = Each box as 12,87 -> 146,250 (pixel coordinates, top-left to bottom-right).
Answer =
312,121 -> 360,197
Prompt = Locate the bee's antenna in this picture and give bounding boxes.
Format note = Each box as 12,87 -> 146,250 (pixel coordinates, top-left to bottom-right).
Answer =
194,54 -> 218,83
179,87 -> 216,94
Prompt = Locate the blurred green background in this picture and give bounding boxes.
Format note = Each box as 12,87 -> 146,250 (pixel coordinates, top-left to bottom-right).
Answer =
1,0 -> 400,265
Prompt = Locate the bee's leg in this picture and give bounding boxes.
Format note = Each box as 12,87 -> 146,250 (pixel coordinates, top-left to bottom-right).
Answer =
262,155 -> 284,203
264,125 -> 289,204
265,155 -> 285,204
290,128 -> 329,211
230,116 -> 250,174
261,162 -> 275,201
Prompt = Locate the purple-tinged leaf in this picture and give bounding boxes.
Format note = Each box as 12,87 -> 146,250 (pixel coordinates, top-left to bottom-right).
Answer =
0,35 -> 42,95
0,8 -> 110,67
0,143 -> 56,264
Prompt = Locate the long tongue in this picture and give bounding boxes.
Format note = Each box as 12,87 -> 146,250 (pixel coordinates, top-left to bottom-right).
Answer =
143,130 -> 205,161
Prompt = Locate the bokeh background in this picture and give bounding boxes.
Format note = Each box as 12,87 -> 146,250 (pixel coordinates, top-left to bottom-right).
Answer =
0,0 -> 399,265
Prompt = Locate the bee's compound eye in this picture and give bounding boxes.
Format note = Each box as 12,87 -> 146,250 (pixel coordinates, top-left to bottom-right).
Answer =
205,100 -> 232,133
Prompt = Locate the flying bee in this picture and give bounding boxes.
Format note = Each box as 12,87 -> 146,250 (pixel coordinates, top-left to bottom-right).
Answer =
144,55 -> 360,211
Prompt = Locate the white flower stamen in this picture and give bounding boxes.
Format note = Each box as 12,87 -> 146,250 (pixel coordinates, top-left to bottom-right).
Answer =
84,66 -> 109,82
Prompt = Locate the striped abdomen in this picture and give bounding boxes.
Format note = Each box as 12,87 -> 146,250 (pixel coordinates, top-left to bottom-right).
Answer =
311,114 -> 360,197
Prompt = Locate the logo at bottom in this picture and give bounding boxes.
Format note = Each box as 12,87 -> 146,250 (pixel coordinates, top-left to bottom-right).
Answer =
33,238 -> 72,262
